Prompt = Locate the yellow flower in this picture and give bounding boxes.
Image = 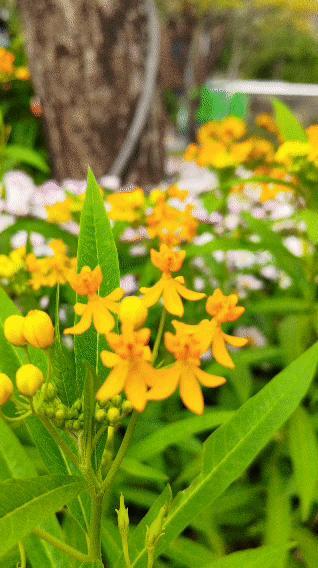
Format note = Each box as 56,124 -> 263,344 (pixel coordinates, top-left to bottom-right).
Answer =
15,66 -> 30,81
26,240 -> 76,290
64,266 -> 124,335
0,247 -> 26,279
0,373 -> 14,405
4,315 -> 26,346
119,296 -> 148,331
275,141 -> 309,166
16,364 -> 44,397
148,330 -> 226,415
0,48 -> 15,75
173,289 -> 248,369
107,188 -> 145,222
140,246 -> 205,317
23,310 -> 55,349
97,328 -> 157,412
46,199 -> 73,224
146,199 -> 198,246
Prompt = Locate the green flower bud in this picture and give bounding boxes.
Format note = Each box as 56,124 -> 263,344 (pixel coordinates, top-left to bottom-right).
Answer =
44,405 -> 54,418
72,420 -> 81,431
122,400 -> 133,415
45,383 -> 57,401
116,494 -> 129,537
73,399 -> 82,412
65,419 -> 73,430
146,505 -> 168,550
95,409 -> 107,423
111,395 -> 122,407
55,408 -> 66,421
107,407 -> 120,424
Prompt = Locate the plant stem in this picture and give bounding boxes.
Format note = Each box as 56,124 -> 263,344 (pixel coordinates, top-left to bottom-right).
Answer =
33,527 -> 90,563
101,411 -> 138,494
122,534 -> 132,568
152,308 -> 166,364
87,490 -> 103,561
39,415 -> 79,468
18,541 -> 26,568
147,546 -> 155,568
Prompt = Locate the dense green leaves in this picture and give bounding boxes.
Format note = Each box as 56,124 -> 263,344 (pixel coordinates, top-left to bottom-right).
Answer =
203,546 -> 289,568
129,342 -> 318,565
74,168 -> 120,394
0,475 -> 85,556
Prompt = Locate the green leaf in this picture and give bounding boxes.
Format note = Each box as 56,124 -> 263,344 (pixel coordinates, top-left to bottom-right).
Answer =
4,144 -> 49,173
202,546 -> 289,568
0,418 -> 63,566
74,168 -> 120,395
264,466 -> 290,568
129,342 -> 318,565
122,457 -> 168,483
298,209 -> 318,244
129,410 -> 233,461
272,99 -> 307,142
229,92 -> 249,119
288,406 -> 318,521
0,475 -> 85,556
293,528 -> 318,568
197,87 -> 229,123
167,536 -> 216,567
278,315 -> 313,364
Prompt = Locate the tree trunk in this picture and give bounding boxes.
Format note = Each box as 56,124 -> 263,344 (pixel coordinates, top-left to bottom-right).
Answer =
17,0 -> 165,185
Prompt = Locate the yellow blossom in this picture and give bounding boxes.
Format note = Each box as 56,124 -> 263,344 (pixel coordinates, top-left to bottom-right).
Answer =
4,315 -> 26,346
16,364 -> 44,397
107,188 -> 145,222
275,141 -> 309,166
0,48 -> 15,75
26,240 -> 76,290
148,330 -> 226,415
140,245 -> 205,317
146,193 -> 197,246
15,66 -> 30,81
256,113 -> 279,136
0,247 -> 26,279
0,373 -> 14,405
173,289 -> 248,369
97,328 -> 157,412
23,310 -> 55,349
64,266 -> 124,335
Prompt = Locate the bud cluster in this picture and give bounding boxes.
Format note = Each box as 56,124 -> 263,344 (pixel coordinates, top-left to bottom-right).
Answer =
96,395 -> 133,426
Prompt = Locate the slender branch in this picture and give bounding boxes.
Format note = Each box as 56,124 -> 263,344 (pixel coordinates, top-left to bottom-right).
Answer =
101,412 -> 138,494
33,527 -> 89,563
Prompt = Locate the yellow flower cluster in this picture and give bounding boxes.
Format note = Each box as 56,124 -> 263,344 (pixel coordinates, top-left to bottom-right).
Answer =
0,48 -> 30,81
184,117 -> 275,170
275,126 -> 318,180
147,185 -> 197,246
26,240 -> 77,290
0,310 -> 55,405
107,188 -> 145,223
65,250 -> 247,415
255,113 -> 280,137
0,248 -> 26,279
46,195 -> 85,224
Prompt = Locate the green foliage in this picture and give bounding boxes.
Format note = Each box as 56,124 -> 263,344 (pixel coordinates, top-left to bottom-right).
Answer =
272,99 -> 307,142
74,169 -> 120,392
197,87 -> 249,123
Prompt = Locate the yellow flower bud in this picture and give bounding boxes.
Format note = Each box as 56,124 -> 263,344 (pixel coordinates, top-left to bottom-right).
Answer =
119,296 -> 148,330
0,373 -> 14,405
107,406 -> 121,423
16,364 -> 44,397
4,315 -> 26,346
23,310 -> 54,349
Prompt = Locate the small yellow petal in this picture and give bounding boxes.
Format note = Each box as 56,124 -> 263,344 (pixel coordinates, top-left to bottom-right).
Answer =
140,281 -> 163,308
162,280 -> 184,317
100,350 -> 121,368
125,368 -> 148,412
212,330 -> 235,369
179,366 -> 204,415
64,308 -> 93,335
223,333 -> 248,348
147,365 -> 180,400
194,367 -> 226,388
96,363 -> 127,402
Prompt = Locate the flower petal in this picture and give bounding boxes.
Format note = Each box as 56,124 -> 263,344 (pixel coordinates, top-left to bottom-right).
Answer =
96,363 -> 127,402
212,330 -> 235,369
177,283 -> 206,302
140,281 -> 163,308
163,280 -> 184,316
100,350 -> 121,368
93,306 -> 115,334
179,366 -> 204,415
223,333 -> 248,347
64,308 -> 92,335
125,366 -> 148,412
147,365 -> 180,400
194,366 -> 226,388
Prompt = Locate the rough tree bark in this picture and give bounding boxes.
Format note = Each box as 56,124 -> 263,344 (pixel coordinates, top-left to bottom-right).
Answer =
17,0 -> 165,184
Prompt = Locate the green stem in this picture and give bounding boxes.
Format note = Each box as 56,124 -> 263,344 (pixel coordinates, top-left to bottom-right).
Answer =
39,415 -> 79,468
147,547 -> 155,568
33,527 -> 89,563
87,490 -> 103,561
101,411 -> 138,494
18,541 -> 26,568
152,308 -> 166,364
122,535 -> 132,568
